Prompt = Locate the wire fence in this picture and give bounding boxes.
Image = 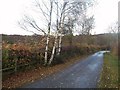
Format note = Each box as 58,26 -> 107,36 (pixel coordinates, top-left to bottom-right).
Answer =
2,48 -> 45,73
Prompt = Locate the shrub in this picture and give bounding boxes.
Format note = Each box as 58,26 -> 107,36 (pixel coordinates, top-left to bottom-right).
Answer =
52,55 -> 64,65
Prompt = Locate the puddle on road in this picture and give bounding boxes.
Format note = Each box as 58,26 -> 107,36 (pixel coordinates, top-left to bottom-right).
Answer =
97,54 -> 103,57
92,52 -> 103,57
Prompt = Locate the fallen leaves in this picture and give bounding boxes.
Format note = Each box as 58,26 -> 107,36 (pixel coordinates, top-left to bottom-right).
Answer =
2,55 -> 85,88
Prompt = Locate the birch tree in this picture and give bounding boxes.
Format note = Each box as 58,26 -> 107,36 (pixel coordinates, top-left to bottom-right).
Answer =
48,1 -> 68,65
57,2 -> 68,56
44,1 -> 53,65
68,0 -> 94,35
54,0 -> 89,55
18,0 -> 54,66
18,0 -> 95,65
48,0 -> 59,65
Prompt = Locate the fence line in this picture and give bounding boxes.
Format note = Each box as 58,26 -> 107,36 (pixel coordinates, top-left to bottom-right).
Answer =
1,61 -> 40,72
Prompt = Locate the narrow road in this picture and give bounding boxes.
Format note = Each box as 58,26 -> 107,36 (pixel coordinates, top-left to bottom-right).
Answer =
22,51 -> 108,88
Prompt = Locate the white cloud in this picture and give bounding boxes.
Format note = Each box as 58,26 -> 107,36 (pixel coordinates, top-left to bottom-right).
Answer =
92,0 -> 118,34
0,0 -> 119,35
0,0 -> 33,35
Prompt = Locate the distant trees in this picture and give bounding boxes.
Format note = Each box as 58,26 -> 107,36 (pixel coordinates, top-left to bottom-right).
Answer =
108,22 -> 118,34
80,15 -> 95,35
107,22 -> 118,55
18,0 -> 95,66
63,17 -> 74,46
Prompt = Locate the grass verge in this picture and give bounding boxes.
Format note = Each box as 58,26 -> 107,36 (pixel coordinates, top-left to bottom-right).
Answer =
98,53 -> 119,88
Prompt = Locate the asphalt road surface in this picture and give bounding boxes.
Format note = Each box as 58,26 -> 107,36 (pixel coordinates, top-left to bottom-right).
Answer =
22,51 -> 108,88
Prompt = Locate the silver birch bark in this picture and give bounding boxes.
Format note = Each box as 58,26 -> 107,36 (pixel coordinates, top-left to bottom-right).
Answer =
57,33 -> 62,55
56,2 -> 67,55
57,15 -> 65,55
48,32 -> 58,65
44,35 -> 49,65
44,1 -> 53,65
48,1 -> 59,65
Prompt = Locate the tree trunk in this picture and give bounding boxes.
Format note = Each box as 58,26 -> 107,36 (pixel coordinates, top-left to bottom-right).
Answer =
44,1 -> 53,65
48,32 -> 58,65
57,16 -> 65,55
44,35 -> 49,65
48,1 -> 58,65
57,34 -> 62,55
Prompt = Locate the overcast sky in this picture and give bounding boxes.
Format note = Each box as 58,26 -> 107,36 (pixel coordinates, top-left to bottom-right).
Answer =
0,0 -> 119,35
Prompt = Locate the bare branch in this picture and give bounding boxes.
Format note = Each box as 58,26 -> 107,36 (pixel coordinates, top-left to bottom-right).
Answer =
42,0 -> 50,12
18,21 -> 39,35
19,15 -> 46,35
35,0 -> 49,22
33,21 -> 46,35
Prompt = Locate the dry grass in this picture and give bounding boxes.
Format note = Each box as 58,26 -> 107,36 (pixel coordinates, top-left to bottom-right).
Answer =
98,53 -> 119,88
